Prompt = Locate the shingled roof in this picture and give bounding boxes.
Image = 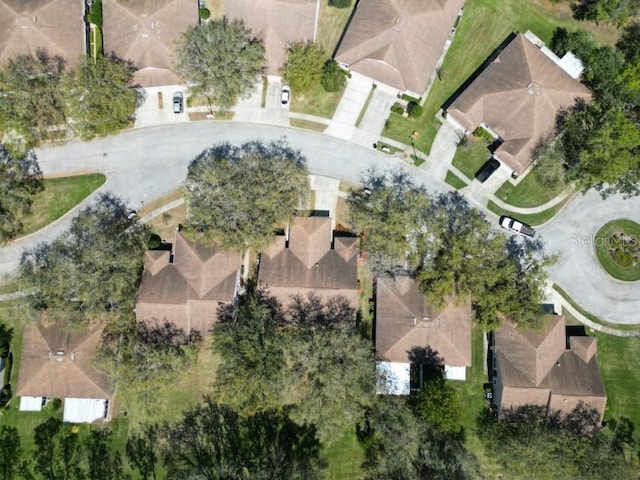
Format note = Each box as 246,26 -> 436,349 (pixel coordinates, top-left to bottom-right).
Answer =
258,216 -> 358,308
0,0 -> 85,65
375,276 -> 472,368
335,0 -> 464,94
446,33 -> 592,174
16,323 -> 112,400
136,232 -> 242,333
102,0 -> 198,87
494,315 -> 607,420
224,0 -> 317,75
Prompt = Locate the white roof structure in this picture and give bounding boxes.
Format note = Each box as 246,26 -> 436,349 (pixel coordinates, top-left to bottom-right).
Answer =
63,398 -> 107,423
377,361 -> 410,395
19,396 -> 43,411
444,365 -> 466,380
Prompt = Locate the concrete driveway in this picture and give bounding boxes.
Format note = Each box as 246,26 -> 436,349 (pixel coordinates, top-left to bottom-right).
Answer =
134,85 -> 189,128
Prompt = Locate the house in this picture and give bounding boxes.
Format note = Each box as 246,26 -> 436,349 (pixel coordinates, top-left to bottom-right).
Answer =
102,0 -> 198,87
16,322 -> 112,423
375,276 -> 472,395
335,0 -> 465,96
224,0 -> 318,75
446,31 -> 592,176
0,0 -> 85,65
491,314 -> 607,422
258,215 -> 359,309
136,231 -> 242,334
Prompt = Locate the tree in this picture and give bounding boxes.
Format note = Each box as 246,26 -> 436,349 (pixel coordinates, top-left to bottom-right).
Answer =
0,426 -> 21,480
281,41 -> 326,94
0,322 -> 13,357
85,430 -> 126,480
572,0 -> 640,26
160,398 -> 322,480
32,418 -> 84,480
534,139 -> 567,188
347,169 -> 430,274
62,54 -> 142,140
19,193 -> 150,315
617,21 -> 640,62
0,49 -> 66,153
320,60 -> 347,93
0,146 -> 43,243
410,375 -> 463,434
174,17 -> 265,109
126,424 -> 160,480
185,139 -> 309,251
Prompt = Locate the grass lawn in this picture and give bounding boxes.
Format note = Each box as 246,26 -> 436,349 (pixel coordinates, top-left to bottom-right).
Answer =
316,2 -> 354,54
382,0 -> 620,154
18,173 -> 106,238
495,167 -> 567,208
355,85 -> 376,128
147,202 -> 187,241
289,118 -> 328,133
487,196 -> 570,226
594,219 -> 640,282
290,82 -> 345,118
451,138 -> 489,180
322,426 -> 365,479
445,171 -> 468,189
595,333 -> 640,428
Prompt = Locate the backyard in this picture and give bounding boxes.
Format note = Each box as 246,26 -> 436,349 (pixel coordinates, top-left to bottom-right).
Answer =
382,0 -> 620,155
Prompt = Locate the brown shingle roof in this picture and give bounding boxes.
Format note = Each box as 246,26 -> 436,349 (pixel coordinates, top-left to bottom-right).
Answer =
447,33 -> 592,174
494,315 -> 606,419
375,276 -> 472,367
136,232 -> 242,333
102,0 -> 198,87
224,0 -> 317,75
335,0 -> 464,94
16,323 -> 112,400
258,216 -> 358,307
0,0 -> 85,66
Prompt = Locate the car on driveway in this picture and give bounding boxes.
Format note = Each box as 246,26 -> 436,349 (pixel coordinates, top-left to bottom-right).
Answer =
499,215 -> 535,237
475,158 -> 500,183
281,86 -> 290,108
172,92 -> 184,114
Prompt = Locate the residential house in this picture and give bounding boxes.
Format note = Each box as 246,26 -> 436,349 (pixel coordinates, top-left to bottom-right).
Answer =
375,276 -> 472,395
258,215 -> 359,309
335,0 -> 465,96
136,231 -> 242,334
16,322 -> 112,423
102,0 -> 199,87
224,0 -> 318,75
491,314 -> 607,421
446,31 -> 592,176
0,0 -> 85,65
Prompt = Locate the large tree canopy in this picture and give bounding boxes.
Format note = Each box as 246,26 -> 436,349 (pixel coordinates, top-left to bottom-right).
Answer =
174,17 -> 265,109
0,145 -> 43,242
62,54 -> 142,140
19,193 -> 150,315
185,139 -> 309,251
281,41 -> 326,94
572,0 -> 640,26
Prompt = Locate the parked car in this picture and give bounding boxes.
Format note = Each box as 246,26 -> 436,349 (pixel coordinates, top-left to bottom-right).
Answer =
475,158 -> 500,183
172,92 -> 184,114
281,86 -> 290,108
499,215 -> 535,237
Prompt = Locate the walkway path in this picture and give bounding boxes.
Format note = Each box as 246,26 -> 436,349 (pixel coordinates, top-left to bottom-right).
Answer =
324,73 -> 373,141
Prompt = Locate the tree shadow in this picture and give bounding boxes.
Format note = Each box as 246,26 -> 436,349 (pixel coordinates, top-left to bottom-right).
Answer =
407,346 -> 444,389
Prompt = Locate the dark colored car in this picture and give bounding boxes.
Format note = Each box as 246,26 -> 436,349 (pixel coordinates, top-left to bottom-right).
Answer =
475,158 -> 500,183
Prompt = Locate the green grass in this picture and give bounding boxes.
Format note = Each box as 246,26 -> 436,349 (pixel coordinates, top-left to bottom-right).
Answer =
487,197 -> 569,226
355,86 -> 376,128
316,2 -> 355,54
322,426 -> 365,479
289,118 -> 327,132
261,76 -> 268,108
382,0 -> 620,154
594,219 -> 640,282
445,171 -> 468,189
495,167 -> 567,208
18,174 -> 105,238
451,139 -> 489,180
595,333 -> 640,427
290,82 -> 345,119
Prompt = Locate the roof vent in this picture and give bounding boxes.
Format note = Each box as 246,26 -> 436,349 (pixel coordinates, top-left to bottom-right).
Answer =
412,317 -> 417,326
393,14 -> 407,32
527,81 -> 542,96
556,361 -> 561,367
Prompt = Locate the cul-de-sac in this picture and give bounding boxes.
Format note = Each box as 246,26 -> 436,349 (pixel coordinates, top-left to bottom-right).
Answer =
0,0 -> 639,478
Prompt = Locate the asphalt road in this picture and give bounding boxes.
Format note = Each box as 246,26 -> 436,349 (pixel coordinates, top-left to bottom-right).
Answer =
2,122 -> 638,324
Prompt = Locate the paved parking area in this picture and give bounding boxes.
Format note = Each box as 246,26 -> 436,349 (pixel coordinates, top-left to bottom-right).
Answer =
324,72 -> 373,141
134,85 -> 189,128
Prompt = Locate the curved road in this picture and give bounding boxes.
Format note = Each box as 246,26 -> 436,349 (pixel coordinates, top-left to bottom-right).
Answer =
2,122 -> 638,324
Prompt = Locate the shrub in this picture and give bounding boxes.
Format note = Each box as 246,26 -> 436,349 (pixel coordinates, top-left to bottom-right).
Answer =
407,102 -> 423,118
472,126 -> 494,143
321,60 -> 347,92
148,233 -> 162,249
329,0 -> 352,8
0,384 -> 10,407
87,0 -> 103,27
199,8 -> 211,20
391,102 -> 404,115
